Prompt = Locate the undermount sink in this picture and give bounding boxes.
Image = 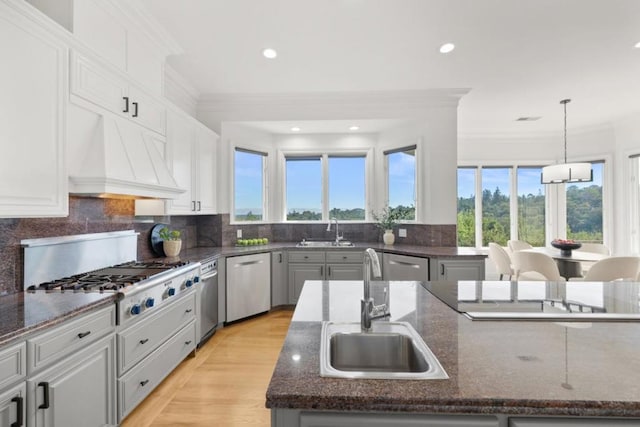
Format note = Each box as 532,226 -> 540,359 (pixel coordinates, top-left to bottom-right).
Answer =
296,240 -> 355,247
319,322 -> 449,380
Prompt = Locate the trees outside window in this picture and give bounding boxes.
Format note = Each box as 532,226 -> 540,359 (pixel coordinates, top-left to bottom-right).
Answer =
457,167 -> 476,247
385,146 -> 416,220
234,148 -> 266,222
517,167 -> 545,246
566,161 -> 603,243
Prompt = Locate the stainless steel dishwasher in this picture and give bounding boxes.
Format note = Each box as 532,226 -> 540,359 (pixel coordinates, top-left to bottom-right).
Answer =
226,252 -> 271,323
198,257 -> 218,346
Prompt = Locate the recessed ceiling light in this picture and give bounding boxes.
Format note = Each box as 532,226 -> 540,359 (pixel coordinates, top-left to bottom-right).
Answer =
262,48 -> 278,59
349,126 -> 360,131
291,126 -> 301,132
439,43 -> 455,54
635,41 -> 640,49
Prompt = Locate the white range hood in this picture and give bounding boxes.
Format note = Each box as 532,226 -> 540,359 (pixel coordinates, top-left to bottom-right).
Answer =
68,114 -> 184,199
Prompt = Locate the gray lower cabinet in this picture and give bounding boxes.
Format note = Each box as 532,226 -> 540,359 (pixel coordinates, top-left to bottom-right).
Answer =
288,263 -> 324,304
27,334 -> 116,427
0,382 -> 25,427
432,258 -> 485,281
272,251 -> 288,306
383,253 -> 429,281
509,418 -> 640,426
326,263 -> 363,280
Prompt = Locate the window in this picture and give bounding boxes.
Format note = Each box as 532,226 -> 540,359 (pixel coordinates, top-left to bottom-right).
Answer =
284,153 -> 368,221
457,167 -> 476,247
329,156 -> 365,220
566,161 -> 603,243
481,167 -> 510,246
234,148 -> 267,222
517,166 -> 545,246
385,146 -> 416,220
285,157 -> 322,220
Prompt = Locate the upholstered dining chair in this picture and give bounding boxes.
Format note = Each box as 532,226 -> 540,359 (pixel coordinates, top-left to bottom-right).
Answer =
508,239 -> 533,252
512,250 -> 565,282
578,243 -> 611,276
570,256 -> 640,282
488,243 -> 514,280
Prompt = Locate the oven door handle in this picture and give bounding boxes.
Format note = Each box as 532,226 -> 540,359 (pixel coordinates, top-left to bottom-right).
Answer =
200,271 -> 217,280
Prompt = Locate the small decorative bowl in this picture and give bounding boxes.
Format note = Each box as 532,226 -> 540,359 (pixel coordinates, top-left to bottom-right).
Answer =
551,240 -> 582,257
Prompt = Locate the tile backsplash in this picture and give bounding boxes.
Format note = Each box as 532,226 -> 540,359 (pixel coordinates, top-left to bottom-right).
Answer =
0,200 -> 455,294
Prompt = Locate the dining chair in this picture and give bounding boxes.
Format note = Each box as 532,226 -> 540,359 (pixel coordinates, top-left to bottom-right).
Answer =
578,243 -> 611,276
570,256 -> 640,282
508,240 -> 533,252
512,250 -> 565,282
488,243 -> 514,280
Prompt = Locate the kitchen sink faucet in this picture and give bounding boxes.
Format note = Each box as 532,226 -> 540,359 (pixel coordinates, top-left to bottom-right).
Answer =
326,217 -> 342,245
361,248 -> 388,332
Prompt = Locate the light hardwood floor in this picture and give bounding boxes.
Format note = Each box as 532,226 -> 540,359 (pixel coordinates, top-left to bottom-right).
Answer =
121,309 -> 293,427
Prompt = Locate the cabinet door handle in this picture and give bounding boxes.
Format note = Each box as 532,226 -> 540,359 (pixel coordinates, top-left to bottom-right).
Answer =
197,201 -> 201,211
185,309 -> 193,313
140,379 -> 149,387
77,331 -> 91,339
192,201 -> 196,211
11,396 -> 23,427
441,264 -> 445,276
185,340 -> 192,345
279,253 -> 282,263
320,266 -> 324,277
327,266 -> 331,277
122,96 -> 129,113
38,382 -> 50,409
139,338 -> 149,345
132,101 -> 139,117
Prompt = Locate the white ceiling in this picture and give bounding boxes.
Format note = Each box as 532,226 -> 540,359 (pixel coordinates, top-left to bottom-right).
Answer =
139,0 -> 640,136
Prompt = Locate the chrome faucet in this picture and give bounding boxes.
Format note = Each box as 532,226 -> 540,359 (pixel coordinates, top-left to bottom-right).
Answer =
326,217 -> 342,245
361,248 -> 388,332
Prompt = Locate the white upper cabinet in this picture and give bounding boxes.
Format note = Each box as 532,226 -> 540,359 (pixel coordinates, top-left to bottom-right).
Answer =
165,110 -> 218,215
0,2 -> 68,218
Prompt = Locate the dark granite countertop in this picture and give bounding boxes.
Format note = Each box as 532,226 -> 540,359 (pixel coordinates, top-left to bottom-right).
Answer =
266,280 -> 640,417
175,243 -> 487,264
0,292 -> 117,347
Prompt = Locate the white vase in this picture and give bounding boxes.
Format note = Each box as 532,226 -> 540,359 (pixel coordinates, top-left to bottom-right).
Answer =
163,239 -> 182,257
383,230 -> 395,245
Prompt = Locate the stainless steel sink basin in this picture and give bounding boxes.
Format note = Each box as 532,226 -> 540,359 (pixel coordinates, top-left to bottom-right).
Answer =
296,240 -> 355,247
320,322 -> 448,380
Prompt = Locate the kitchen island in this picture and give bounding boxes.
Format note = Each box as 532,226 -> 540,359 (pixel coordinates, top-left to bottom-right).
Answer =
266,280 -> 640,426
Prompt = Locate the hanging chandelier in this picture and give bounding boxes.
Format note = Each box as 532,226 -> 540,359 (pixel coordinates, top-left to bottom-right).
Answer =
541,99 -> 593,184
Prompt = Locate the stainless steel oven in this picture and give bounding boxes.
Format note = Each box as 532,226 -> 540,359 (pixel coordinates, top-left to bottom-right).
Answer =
198,257 -> 218,346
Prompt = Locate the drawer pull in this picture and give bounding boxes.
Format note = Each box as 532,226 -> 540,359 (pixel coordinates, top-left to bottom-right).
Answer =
38,382 -> 49,409
11,396 -> 23,427
185,340 -> 192,345
185,309 -> 193,313
77,331 -> 91,339
139,338 -> 149,345
140,379 -> 149,387
132,101 -> 139,117
304,255 -> 309,259
122,96 -> 129,113
343,256 -> 348,259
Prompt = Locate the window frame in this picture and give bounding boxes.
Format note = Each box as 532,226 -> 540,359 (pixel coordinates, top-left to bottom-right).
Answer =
279,148 -> 372,222
383,144 -> 418,223
232,147 -> 268,224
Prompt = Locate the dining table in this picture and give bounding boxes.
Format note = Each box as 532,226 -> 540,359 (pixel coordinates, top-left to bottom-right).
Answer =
527,247 -> 608,279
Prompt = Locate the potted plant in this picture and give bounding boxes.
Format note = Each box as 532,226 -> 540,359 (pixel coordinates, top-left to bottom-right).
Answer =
159,226 -> 182,257
372,206 -> 398,245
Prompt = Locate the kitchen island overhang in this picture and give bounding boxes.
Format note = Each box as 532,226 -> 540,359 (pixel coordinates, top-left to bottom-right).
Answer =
266,280 -> 640,425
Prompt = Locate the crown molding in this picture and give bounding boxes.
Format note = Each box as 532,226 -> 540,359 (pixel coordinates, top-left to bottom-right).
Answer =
164,64 -> 200,114
199,89 -> 470,112
459,121 -> 615,141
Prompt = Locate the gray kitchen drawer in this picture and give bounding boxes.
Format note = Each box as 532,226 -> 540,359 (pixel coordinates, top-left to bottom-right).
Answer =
118,292 -> 196,375
325,251 -> 363,264
0,341 -> 26,390
27,304 -> 115,373
118,321 -> 196,420
288,251 -> 325,263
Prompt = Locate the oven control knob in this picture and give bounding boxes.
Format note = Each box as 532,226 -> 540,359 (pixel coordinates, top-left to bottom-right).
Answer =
167,287 -> 176,297
194,276 -> 200,283
144,298 -> 155,308
130,304 -> 142,316
185,279 -> 193,288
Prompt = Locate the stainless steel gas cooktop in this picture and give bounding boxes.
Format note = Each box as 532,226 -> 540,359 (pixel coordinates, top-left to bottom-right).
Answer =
422,280 -> 640,321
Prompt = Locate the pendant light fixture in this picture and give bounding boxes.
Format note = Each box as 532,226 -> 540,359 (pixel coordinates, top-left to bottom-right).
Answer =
541,99 -> 593,184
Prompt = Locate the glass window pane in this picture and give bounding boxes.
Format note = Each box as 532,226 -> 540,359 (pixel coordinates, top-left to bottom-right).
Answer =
387,149 -> 416,220
457,168 -> 476,247
481,168 -> 510,246
234,150 -> 264,221
567,162 -> 603,243
329,156 -> 365,220
286,158 -> 322,221
517,167 -> 545,246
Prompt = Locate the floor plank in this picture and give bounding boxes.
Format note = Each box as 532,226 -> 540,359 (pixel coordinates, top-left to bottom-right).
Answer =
121,309 -> 293,427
